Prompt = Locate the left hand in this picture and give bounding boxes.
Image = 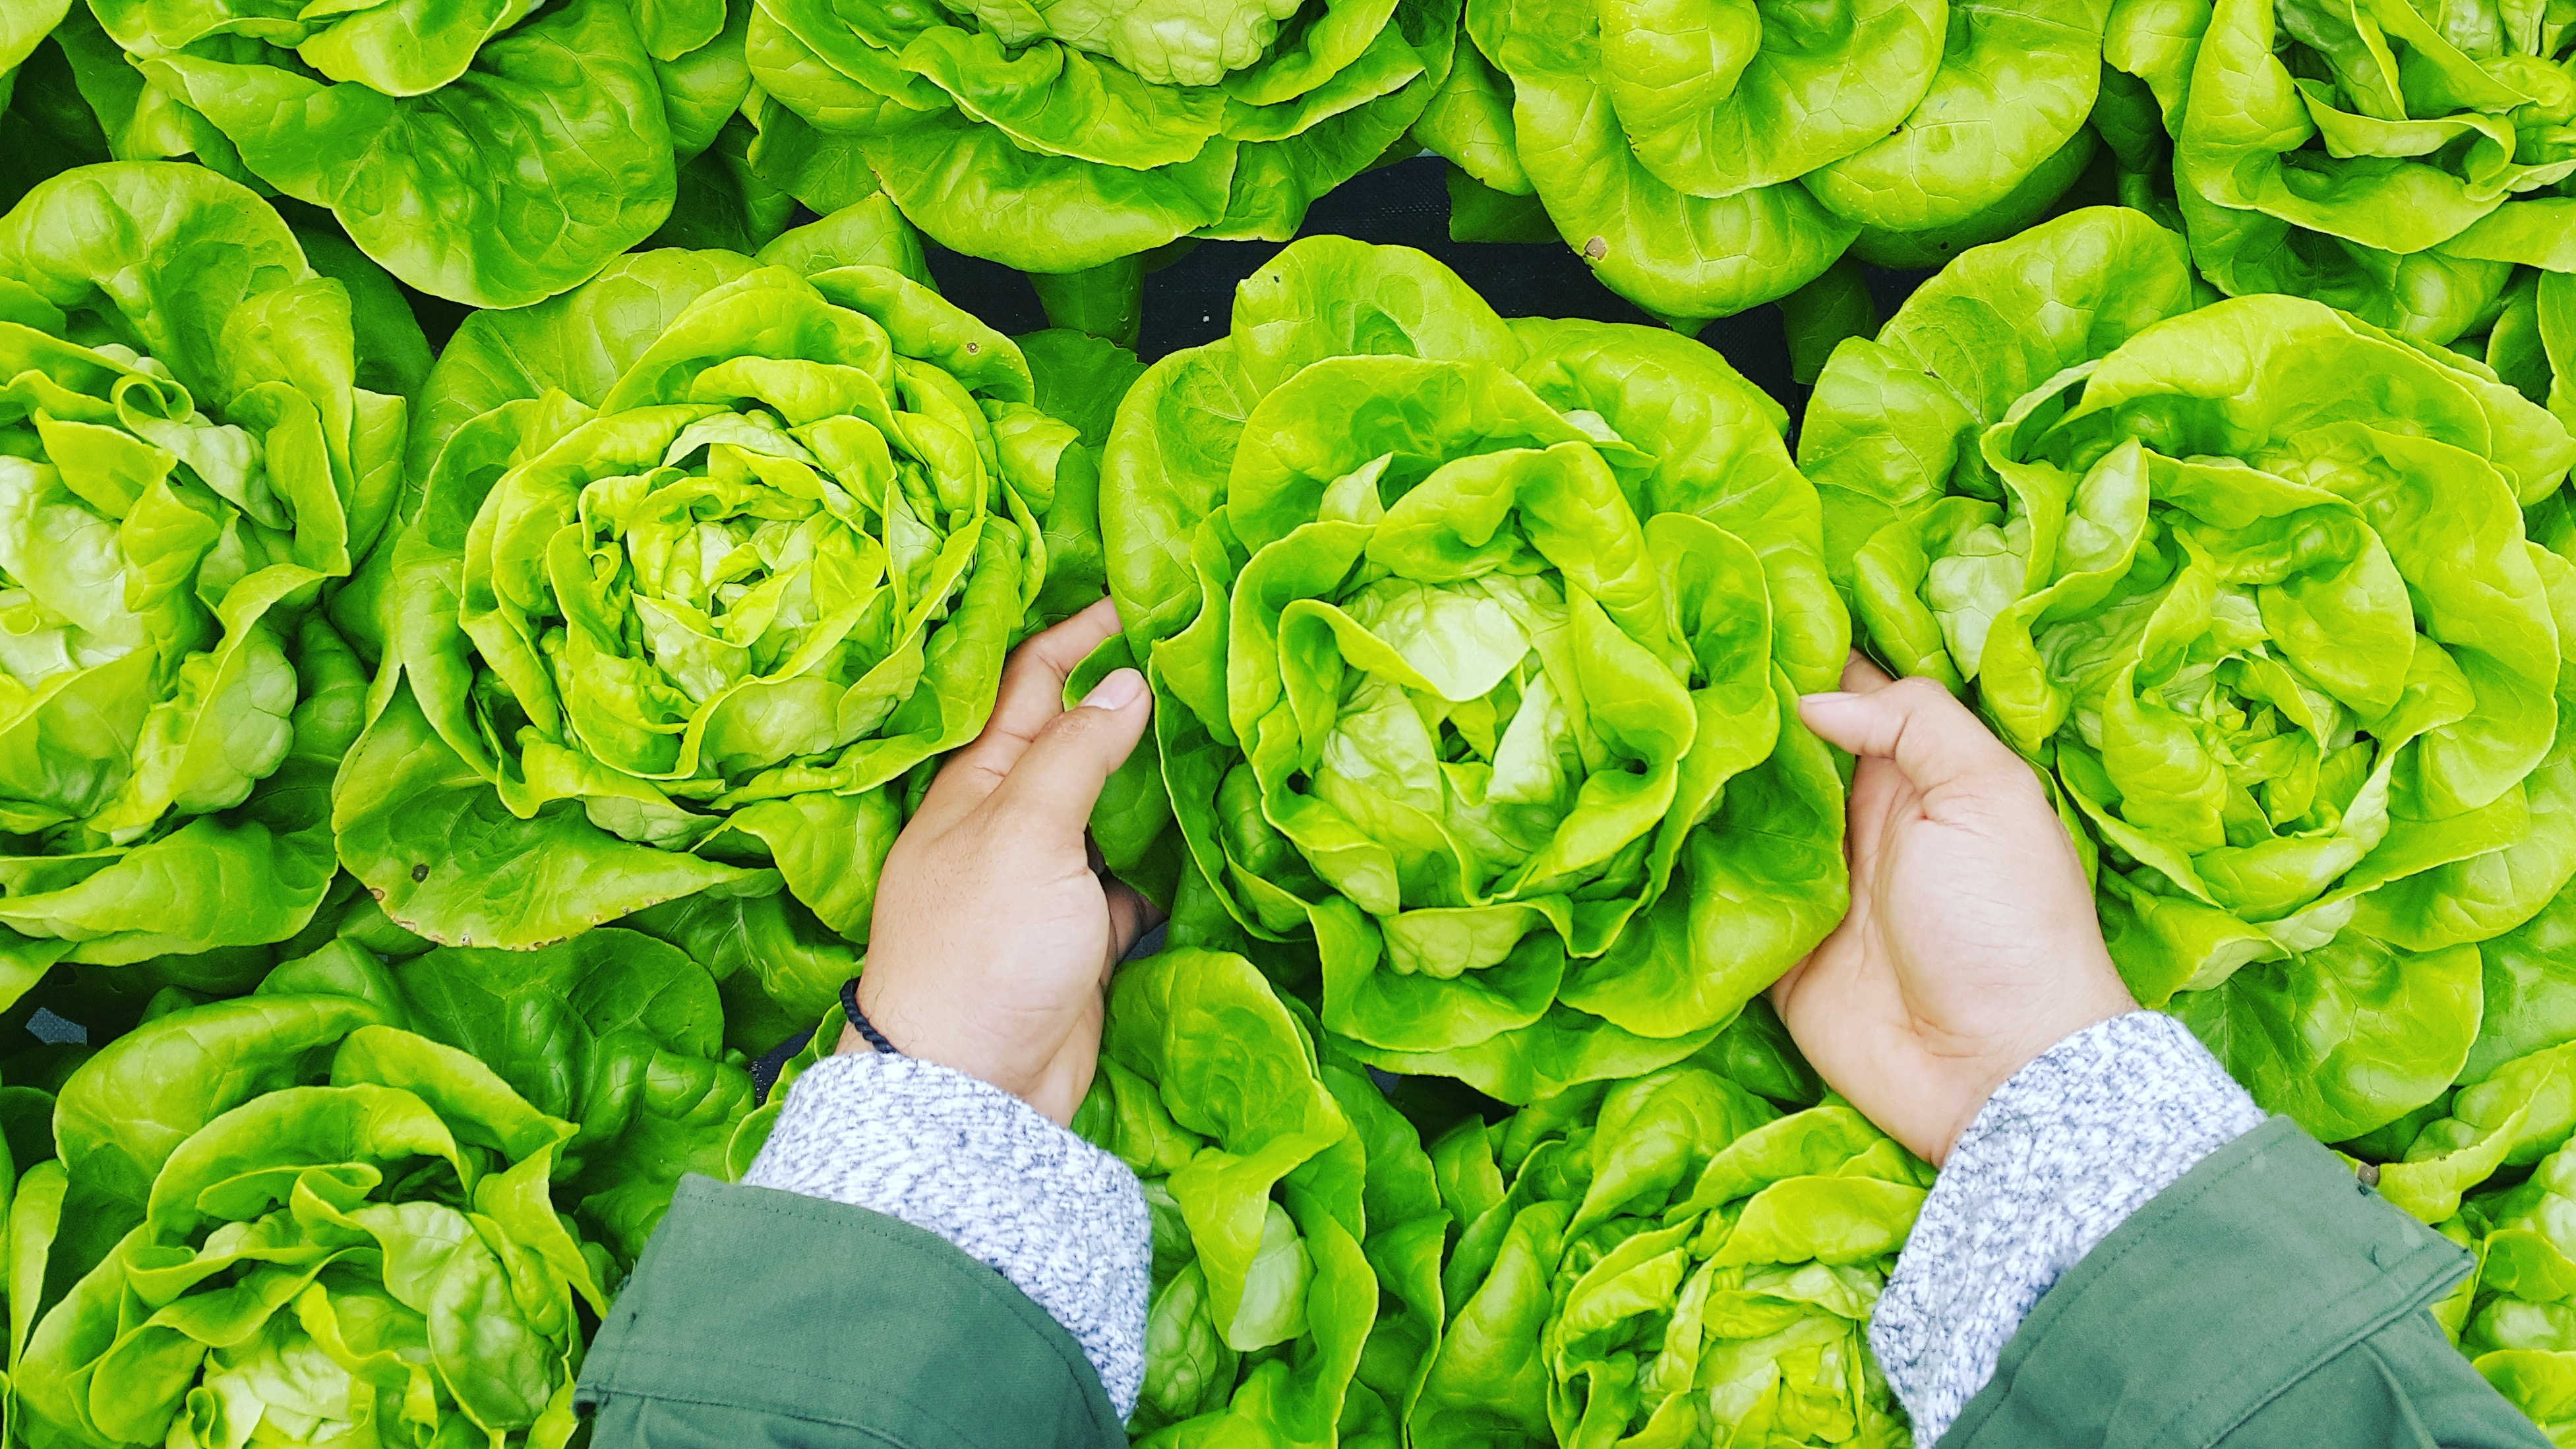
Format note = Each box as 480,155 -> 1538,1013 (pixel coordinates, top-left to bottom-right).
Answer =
847,597 -> 1162,1124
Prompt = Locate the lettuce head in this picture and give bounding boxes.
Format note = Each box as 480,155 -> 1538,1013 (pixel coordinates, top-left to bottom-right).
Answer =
1806,206 -> 2576,1144
2103,0 -> 2576,343
1091,235 -> 1849,1104
0,163 -> 417,1016
1414,1067 -> 1926,1446
58,0 -> 755,307
330,200 -> 1116,1017
745,0 -> 1463,338
1412,0 -> 2112,330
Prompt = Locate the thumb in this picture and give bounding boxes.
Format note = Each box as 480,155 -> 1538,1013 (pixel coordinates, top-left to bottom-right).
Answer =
1798,674 -> 2026,792
986,667 -> 1153,838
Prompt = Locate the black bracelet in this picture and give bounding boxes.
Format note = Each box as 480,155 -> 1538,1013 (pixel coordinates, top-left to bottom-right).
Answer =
840,976 -> 902,1056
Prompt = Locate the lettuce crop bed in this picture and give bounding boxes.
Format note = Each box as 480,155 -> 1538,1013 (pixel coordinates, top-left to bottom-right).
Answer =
1,0 -> 2575,1438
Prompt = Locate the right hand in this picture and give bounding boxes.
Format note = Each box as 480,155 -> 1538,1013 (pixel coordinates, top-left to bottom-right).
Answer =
1769,654 -> 2139,1165
851,598 -> 1161,1125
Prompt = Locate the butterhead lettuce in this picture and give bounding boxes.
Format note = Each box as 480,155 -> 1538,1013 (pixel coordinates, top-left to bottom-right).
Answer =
0,163 -> 414,1016
1412,0 -> 2112,330
59,0 -> 754,307
2103,0 -> 2576,342
745,0 -> 1462,338
18,997 -> 612,1449
1806,206 -> 2576,1143
251,928 -> 758,1264
1073,946 -> 1450,1443
330,202 -> 1106,994
1413,1067 -> 1926,1446
1092,236 -> 1848,1104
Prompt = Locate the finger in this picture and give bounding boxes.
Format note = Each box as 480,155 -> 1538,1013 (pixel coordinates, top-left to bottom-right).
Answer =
918,598 -> 1125,828
1797,675 -> 2023,792
985,666 -> 1153,843
1840,652 -> 1896,694
1840,752 -> 1906,879
1101,875 -> 1164,972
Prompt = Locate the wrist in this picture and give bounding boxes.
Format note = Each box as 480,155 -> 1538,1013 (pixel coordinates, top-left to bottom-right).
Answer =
845,977 -> 1037,1102
1929,985 -> 2138,1164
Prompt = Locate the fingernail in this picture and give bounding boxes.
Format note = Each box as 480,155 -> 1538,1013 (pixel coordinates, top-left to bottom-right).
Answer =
1799,692 -> 1857,708
1081,668 -> 1145,711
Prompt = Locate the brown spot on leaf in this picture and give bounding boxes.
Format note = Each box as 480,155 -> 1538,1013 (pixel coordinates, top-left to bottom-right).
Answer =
411,862 -> 430,883
965,341 -> 980,353
1583,236 -> 1607,260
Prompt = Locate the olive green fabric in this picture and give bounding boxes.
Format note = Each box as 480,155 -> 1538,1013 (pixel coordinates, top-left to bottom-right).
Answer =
1947,1118 -> 2545,1448
576,1175 -> 1125,1448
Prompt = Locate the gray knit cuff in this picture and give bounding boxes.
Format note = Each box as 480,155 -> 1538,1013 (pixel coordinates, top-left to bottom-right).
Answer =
1869,1010 -> 2265,1444
742,1051 -> 1150,1418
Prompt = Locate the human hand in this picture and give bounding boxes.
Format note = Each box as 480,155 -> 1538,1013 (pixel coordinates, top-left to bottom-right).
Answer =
849,597 -> 1161,1124
1769,655 -> 2138,1165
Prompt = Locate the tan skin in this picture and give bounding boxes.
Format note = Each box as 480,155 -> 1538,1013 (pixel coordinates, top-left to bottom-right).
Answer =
843,598 -> 1159,1125
854,603 -> 2136,1159
1770,655 -> 2137,1164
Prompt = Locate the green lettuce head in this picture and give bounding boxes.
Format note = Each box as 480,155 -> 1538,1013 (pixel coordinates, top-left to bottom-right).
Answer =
2101,0 -> 2576,343
0,163 -> 415,1015
1805,206 -> 2576,1144
744,0 -> 1462,339
1073,946 -> 1451,1444
332,202 -> 1114,1001
18,998 -> 613,1449
1094,236 -> 1848,1104
1413,1067 -> 1926,1446
251,927 -> 758,1264
1410,0 -> 2111,330
55,0 -> 758,307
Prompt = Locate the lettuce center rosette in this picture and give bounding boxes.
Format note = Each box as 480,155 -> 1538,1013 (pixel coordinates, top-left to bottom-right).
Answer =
744,0 -> 1460,338
1807,206 -> 2576,1144
0,163 -> 412,1013
20,999 -> 613,1449
334,203 -> 1098,984
2101,0 -> 2576,342
1073,947 -> 1449,1444
1093,237 -> 1846,1105
1411,1067 -> 1926,1447
1410,0 -> 2111,330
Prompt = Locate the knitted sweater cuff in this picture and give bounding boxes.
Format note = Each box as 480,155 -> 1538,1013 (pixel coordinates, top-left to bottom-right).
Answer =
1868,1011 -> 2267,1443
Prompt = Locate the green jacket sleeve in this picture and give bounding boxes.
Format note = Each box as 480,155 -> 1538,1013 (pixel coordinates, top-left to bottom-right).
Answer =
1946,1119 -> 2544,1448
576,1175 -> 1126,1448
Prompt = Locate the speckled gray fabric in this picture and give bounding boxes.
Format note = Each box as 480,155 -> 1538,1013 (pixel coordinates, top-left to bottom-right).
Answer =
1870,1011 -> 2267,1444
744,1051 -> 1150,1418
